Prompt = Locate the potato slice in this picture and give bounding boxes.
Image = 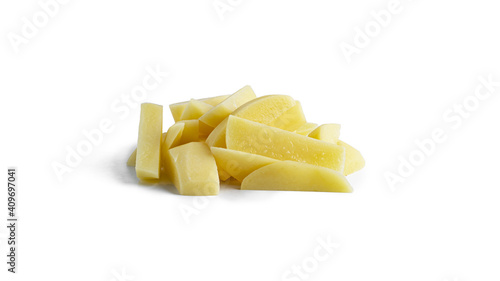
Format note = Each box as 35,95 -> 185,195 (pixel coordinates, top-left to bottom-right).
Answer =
211,147 -> 278,182
338,140 -> 365,176
206,95 -> 296,148
169,95 -> 228,122
136,103 -> 163,179
294,122 -> 318,135
268,101 -> 307,131
199,85 -> 256,128
226,116 -> 345,172
218,168 -> 232,181
308,124 -> 341,143
177,120 -> 199,145
163,123 -> 185,149
165,142 -> 219,195
127,132 -> 168,167
241,161 -> 352,192
180,99 -> 213,120
205,118 -> 228,148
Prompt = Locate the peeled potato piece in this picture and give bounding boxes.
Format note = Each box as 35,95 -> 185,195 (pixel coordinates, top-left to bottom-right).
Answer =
199,85 -> 256,128
294,122 -> 318,135
165,142 -> 219,196
226,116 -> 345,172
308,124 -> 341,143
206,95 -> 296,148
169,95 -> 228,122
268,102 -> 307,131
218,168 -> 232,181
136,103 -> 163,179
163,123 -> 185,149
241,161 -> 352,192
338,140 -> 365,176
177,120 -> 199,145
211,147 -> 278,182
180,99 -> 213,120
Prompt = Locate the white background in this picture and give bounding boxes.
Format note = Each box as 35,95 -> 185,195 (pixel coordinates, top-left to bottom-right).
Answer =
1,1 -> 500,280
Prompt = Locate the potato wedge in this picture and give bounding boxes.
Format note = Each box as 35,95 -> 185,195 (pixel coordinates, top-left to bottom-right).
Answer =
241,161 -> 352,192
169,95 -> 228,122
211,147 -> 278,182
338,140 -> 365,176
308,124 -> 341,143
206,95 -> 296,148
136,103 -> 163,179
226,116 -> 345,172
199,85 -> 256,128
294,122 -> 318,135
179,99 -> 214,120
268,101 -> 307,131
165,142 -> 219,195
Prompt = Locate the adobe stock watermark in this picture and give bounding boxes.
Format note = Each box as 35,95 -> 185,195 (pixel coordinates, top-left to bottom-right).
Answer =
339,0 -> 414,63
109,267 -> 134,281
385,74 -> 499,191
51,64 -> 169,182
178,196 -> 211,224
213,0 -> 243,21
7,0 -> 70,54
281,234 -> 340,281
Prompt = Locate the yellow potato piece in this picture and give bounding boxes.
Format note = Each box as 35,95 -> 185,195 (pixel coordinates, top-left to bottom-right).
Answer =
268,101 -> 307,131
128,132 -> 168,167
308,124 -> 341,143
226,116 -> 345,172
169,95 -> 228,122
218,168 -> 232,181
198,121 -> 215,138
294,122 -> 318,135
205,118 -> 228,148
180,99 -> 214,120
136,103 -> 163,179
211,147 -> 278,182
206,95 -> 296,148
163,123 -> 185,149
177,120 -> 199,145
165,142 -> 219,196
200,95 -> 230,106
199,85 -> 256,128
338,140 -> 365,176
241,161 -> 352,192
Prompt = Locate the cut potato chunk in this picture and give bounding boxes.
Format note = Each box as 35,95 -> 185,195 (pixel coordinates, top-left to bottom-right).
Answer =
128,132 -> 168,167
199,85 -> 256,128
136,103 -> 163,179
198,121 -> 215,138
177,120 -> 199,145
308,124 -> 341,143
163,123 -> 185,149
206,95 -> 296,148
165,142 -> 219,195
268,101 -> 307,131
169,95 -> 228,122
180,99 -> 213,120
338,140 -> 365,176
241,161 -> 352,192
205,118 -> 228,148
218,168 -> 232,181
226,116 -> 345,171
294,122 -> 318,135
211,147 -> 278,182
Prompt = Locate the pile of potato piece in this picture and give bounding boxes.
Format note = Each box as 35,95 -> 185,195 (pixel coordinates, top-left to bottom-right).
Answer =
127,86 -> 364,195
